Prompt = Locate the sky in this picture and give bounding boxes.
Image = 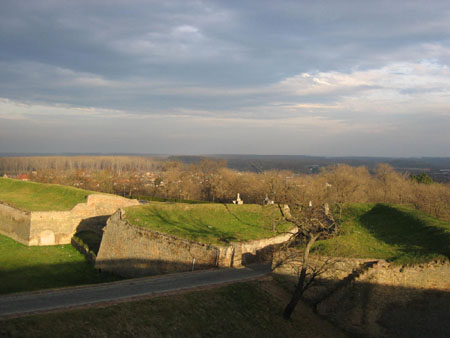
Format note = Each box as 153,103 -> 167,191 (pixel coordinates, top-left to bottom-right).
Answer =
1,0 -> 450,157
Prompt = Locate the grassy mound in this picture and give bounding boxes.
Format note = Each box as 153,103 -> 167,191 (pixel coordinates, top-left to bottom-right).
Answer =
0,178 -> 96,211
0,281 -> 346,338
313,203 -> 450,264
0,234 -> 121,294
124,202 -> 291,245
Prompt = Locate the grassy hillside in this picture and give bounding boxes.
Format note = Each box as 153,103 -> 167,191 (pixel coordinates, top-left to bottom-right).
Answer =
313,203 -> 450,264
0,234 -> 121,294
125,202 -> 291,245
0,280 -> 347,338
0,178 -> 96,211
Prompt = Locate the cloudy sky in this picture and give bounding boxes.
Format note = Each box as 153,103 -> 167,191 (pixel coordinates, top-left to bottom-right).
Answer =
1,0 -> 449,156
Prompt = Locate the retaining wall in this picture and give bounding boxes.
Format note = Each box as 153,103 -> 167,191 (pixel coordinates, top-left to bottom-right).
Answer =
96,209 -> 297,277
273,252 -> 450,338
96,210 -> 221,277
0,194 -> 139,246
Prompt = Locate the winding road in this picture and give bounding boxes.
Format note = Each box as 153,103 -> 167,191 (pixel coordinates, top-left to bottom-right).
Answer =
0,264 -> 271,319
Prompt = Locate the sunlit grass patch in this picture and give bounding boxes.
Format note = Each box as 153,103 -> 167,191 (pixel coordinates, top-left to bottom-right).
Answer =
0,177 -> 98,211
125,202 -> 292,245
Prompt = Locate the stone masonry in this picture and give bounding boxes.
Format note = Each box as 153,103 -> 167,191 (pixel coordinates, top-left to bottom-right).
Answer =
273,251 -> 450,338
96,208 -> 298,277
0,194 -> 139,246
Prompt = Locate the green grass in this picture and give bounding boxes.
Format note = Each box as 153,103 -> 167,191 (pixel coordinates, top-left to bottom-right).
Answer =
0,234 -> 121,294
134,195 -> 208,204
313,203 -> 450,265
0,281 -> 347,338
0,178 -> 97,211
124,202 -> 292,245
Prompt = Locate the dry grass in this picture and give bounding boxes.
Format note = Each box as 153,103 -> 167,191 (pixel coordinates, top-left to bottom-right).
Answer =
0,280 -> 347,338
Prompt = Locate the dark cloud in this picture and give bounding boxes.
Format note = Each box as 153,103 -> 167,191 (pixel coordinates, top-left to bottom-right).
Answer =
0,0 -> 449,155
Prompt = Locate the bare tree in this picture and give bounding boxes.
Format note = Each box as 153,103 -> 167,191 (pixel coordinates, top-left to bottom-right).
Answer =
280,203 -> 338,319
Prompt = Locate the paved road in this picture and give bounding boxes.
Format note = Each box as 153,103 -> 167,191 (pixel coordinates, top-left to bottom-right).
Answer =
0,265 -> 271,318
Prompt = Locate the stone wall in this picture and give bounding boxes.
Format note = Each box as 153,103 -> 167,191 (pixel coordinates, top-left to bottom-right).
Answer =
316,260 -> 450,338
0,194 -> 139,246
96,209 -> 296,277
273,252 -> 450,338
0,203 -> 31,245
239,230 -> 296,256
273,253 -> 378,304
96,210 -> 220,277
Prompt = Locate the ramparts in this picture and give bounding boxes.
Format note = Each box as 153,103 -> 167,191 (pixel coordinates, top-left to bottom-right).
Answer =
96,209 -> 297,277
0,194 -> 139,246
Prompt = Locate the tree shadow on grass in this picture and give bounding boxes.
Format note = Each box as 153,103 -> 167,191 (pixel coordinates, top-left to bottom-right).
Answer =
359,204 -> 450,262
142,208 -> 238,244
222,203 -> 265,229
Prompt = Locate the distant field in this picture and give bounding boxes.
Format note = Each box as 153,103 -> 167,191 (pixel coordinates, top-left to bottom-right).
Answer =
313,203 -> 450,265
125,202 -> 292,245
0,234 -> 121,294
0,178 -> 96,211
0,280 -> 346,338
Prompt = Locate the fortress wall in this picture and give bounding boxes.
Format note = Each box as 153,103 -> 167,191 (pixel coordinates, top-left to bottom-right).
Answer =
29,211 -> 76,245
96,209 -> 296,277
367,260 -> 450,290
0,194 -> 139,246
273,253 -> 450,338
317,261 -> 450,338
0,203 -> 31,245
239,230 -> 296,255
95,209 -> 220,277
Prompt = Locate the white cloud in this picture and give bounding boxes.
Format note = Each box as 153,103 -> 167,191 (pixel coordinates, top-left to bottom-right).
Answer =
274,60 -> 450,116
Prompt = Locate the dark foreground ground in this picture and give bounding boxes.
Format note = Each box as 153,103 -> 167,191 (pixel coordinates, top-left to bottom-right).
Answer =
0,279 -> 347,338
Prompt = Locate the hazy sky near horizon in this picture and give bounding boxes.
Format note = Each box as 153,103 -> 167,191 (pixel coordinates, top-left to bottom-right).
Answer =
1,0 -> 450,156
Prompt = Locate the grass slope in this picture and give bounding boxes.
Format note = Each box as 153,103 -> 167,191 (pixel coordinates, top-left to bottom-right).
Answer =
314,203 -> 450,264
0,234 -> 121,294
0,178 -> 96,211
125,202 -> 291,245
0,281 -> 347,338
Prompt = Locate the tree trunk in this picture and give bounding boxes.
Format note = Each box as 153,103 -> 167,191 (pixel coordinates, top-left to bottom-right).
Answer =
283,264 -> 307,319
283,233 -> 320,319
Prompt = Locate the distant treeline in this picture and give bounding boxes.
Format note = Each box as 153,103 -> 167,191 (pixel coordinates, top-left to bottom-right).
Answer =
170,155 -> 450,182
1,156 -> 449,221
0,156 -> 162,173
170,155 -> 450,172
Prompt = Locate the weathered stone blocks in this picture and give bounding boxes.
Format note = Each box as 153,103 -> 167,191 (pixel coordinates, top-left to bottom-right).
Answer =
96,209 -> 297,277
0,194 -> 139,246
